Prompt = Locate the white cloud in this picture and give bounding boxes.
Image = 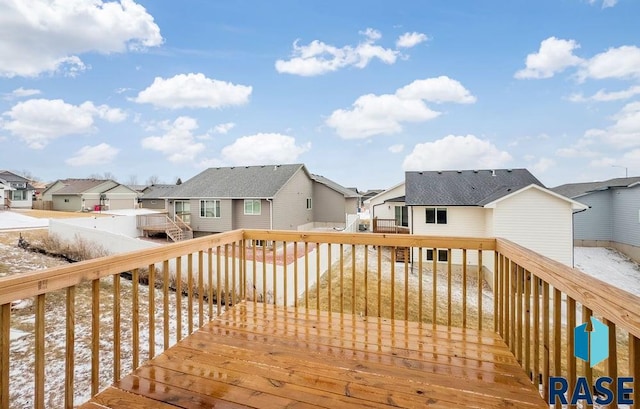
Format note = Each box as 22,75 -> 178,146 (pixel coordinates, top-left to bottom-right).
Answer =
3,87 -> 41,100
1,98 -> 125,149
589,157 -> 617,168
0,0 -> 162,77
402,135 -> 512,171
66,143 -> 119,166
578,46 -> 640,82
326,76 -> 474,139
212,122 -> 236,134
396,76 -> 477,103
134,73 -> 252,109
396,32 -> 428,48
275,28 -> 400,76
589,0 -> 618,8
141,116 -> 206,163
388,144 -> 404,153
515,37 -> 584,79
568,86 -> 640,102
220,133 -> 310,165
531,157 -> 555,173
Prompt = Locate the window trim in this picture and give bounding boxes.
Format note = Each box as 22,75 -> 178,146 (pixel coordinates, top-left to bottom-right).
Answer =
425,207 -> 447,224
244,199 -> 261,215
200,199 -> 221,218
426,248 -> 449,262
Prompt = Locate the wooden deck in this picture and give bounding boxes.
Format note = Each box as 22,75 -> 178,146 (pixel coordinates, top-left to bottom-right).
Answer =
81,302 -> 547,409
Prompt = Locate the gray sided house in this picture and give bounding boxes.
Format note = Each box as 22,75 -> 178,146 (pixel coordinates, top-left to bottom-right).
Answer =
42,179 -> 139,211
0,170 -> 35,209
310,174 -> 360,224
166,164 -> 356,234
139,184 -> 177,210
553,177 -> 640,262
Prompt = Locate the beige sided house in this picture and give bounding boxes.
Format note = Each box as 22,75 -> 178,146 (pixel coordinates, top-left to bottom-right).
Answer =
139,184 -> 177,210
42,179 -> 139,211
405,169 -> 587,267
166,164 -> 357,235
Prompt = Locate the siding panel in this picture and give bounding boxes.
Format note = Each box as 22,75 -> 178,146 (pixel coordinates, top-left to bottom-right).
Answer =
272,168 -> 313,230
612,185 -> 640,247
573,190 -> 613,241
232,199 -> 271,229
312,182 -> 345,223
188,199 -> 233,233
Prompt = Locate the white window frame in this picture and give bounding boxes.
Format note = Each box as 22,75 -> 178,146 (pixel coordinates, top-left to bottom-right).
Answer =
10,190 -> 27,201
200,200 -> 220,218
244,199 -> 261,215
425,207 -> 447,224
306,198 -> 312,210
426,249 -> 449,262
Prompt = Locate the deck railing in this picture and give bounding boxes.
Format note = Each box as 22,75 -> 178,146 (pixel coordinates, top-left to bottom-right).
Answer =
0,230 -> 638,408
371,217 -> 410,234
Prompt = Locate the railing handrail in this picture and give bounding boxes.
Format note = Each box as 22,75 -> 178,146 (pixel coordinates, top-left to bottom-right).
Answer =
0,229 -> 243,305
174,214 -> 192,232
496,237 -> 640,339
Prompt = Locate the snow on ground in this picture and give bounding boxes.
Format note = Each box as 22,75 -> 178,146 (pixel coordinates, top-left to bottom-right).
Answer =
574,247 -> 640,297
0,211 -> 48,230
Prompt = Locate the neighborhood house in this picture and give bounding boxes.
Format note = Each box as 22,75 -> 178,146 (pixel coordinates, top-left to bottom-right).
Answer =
0,170 -> 35,209
41,178 -> 140,212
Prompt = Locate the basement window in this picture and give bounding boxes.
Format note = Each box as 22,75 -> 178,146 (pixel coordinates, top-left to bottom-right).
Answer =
426,249 -> 449,262
426,208 -> 447,224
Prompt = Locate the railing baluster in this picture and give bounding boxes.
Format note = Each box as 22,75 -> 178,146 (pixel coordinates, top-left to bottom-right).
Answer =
462,249 -> 467,328
113,273 -> 121,380
208,249 -> 213,319
232,244 -> 237,307
524,269 -> 531,379
163,260 -> 169,350
0,304 -> 9,409
447,249 -> 452,326
516,265 -> 523,363
630,334 -> 640,406
217,246 -> 222,316
187,255 -> 193,334
606,319 -> 618,404
567,297 -> 576,404
198,250 -> 204,327
582,307 -> 592,395
148,264 -> 155,359
294,242 -> 298,308
390,247 -> 395,319
494,251 -> 499,334
263,241 -> 267,306
327,243 -> 332,312
65,286 -> 75,409
283,242 -> 287,307
35,293 -> 45,408
364,245 -> 369,317
542,281 -> 550,402
377,247 -> 381,317
532,275 -> 540,383
304,242 -> 309,309
252,241 -> 257,304
272,242 -> 277,305
509,261 -> 516,353
91,279 -> 100,396
418,248 -> 423,323
132,268 -> 139,369
478,250 -> 483,331
553,288 -> 561,377
404,247 -> 409,321
432,249 -> 437,324
339,244 -> 344,314
176,257 -> 182,342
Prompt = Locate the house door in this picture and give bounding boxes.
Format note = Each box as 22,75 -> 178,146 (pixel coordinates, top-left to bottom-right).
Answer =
395,206 -> 408,227
174,201 -> 191,224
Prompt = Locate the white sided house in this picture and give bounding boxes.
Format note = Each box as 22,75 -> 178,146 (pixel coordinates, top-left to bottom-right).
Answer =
405,169 -> 587,267
364,182 -> 406,226
0,170 -> 35,209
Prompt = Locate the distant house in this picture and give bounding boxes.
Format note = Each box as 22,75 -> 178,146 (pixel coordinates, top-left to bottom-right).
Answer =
139,184 -> 177,210
371,169 -> 586,267
165,164 -> 357,234
42,179 -> 139,211
0,170 -> 35,209
552,177 -> 640,263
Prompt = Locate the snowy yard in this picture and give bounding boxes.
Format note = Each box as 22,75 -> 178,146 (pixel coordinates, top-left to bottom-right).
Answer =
574,246 -> 640,297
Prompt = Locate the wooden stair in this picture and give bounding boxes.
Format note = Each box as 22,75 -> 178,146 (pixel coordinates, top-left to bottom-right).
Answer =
164,216 -> 193,242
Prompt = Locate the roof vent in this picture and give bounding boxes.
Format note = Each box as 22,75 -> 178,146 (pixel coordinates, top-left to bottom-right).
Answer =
457,170 -> 462,174
492,170 -> 496,177
507,169 -> 512,172
473,170 -> 478,173
437,171 -> 442,174
418,172 -> 423,175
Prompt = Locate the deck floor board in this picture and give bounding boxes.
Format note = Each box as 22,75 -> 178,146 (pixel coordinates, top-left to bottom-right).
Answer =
82,302 -> 547,408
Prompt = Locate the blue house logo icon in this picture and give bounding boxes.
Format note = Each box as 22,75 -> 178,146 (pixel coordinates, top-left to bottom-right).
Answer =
574,317 -> 609,367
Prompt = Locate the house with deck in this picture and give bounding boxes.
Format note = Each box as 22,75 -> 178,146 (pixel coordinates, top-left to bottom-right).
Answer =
0,170 -> 35,209
552,176 -> 640,263
163,164 -> 357,235
42,178 -> 139,211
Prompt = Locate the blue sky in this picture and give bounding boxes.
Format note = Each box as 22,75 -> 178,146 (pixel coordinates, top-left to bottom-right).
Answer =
1,0 -> 639,190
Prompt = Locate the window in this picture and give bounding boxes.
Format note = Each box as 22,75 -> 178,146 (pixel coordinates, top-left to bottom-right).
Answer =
244,199 -> 261,215
175,201 -> 191,224
426,249 -> 449,262
10,190 -> 27,201
200,200 -> 220,218
64,198 -> 69,203
426,208 -> 447,224
395,206 -> 408,227
306,198 -> 312,209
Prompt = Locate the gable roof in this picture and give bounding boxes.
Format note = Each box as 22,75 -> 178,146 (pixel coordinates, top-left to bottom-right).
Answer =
167,164 -> 307,199
483,184 -> 588,210
47,179 -> 113,195
0,170 -> 35,189
363,182 -> 404,204
141,184 -> 178,199
310,174 -> 359,198
405,169 -> 543,206
551,176 -> 640,199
